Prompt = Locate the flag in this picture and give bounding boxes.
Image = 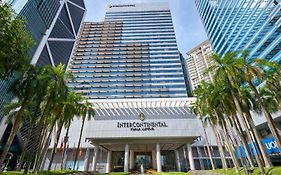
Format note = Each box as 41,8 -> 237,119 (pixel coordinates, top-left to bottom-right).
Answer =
72,143 -> 75,157
79,148 -> 83,157
59,140 -> 64,153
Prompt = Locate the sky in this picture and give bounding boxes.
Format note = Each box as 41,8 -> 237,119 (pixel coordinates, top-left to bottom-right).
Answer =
84,0 -> 208,55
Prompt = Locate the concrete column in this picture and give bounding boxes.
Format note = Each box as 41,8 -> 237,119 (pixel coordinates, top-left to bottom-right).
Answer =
156,143 -> 162,172
105,151 -> 112,173
183,147 -> 188,171
175,150 -> 181,172
84,148 -> 90,171
92,144 -> 99,172
124,144 -> 129,172
187,143 -> 195,170
151,150 -> 157,169
129,150 -> 134,170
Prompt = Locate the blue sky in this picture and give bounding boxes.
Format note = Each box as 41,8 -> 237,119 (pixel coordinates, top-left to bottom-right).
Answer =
84,0 -> 207,54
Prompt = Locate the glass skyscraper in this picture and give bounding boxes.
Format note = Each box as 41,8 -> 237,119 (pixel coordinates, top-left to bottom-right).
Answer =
0,0 -> 86,119
195,0 -> 281,62
0,0 -> 86,163
68,3 -> 188,99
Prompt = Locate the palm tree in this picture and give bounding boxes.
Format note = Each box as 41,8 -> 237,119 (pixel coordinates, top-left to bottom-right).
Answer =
192,82 -> 229,170
206,52 -> 267,174
24,64 -> 72,173
0,66 -> 40,171
26,64 -> 72,172
73,101 -> 95,170
264,64 -> 281,105
235,51 -> 281,153
206,83 -> 240,172
15,106 -> 37,171
238,86 -> 272,167
47,92 -> 85,171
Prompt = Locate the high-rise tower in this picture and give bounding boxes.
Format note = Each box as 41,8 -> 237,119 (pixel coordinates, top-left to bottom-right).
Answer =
187,40 -> 213,90
195,0 -> 281,62
68,3 -> 188,99
0,0 -> 85,117
0,0 -> 86,166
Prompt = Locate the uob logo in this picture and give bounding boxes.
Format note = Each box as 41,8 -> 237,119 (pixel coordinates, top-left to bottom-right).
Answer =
265,140 -> 277,150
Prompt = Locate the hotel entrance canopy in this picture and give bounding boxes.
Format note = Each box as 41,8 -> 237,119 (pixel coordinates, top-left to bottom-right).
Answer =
84,98 -> 200,142
83,98 -> 200,173
88,97 -> 196,109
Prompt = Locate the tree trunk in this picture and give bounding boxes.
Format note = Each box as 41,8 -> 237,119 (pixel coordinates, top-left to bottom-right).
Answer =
16,120 -> 34,171
231,115 -> 255,168
210,124 -> 228,169
226,117 -> 250,175
240,113 -> 266,175
61,124 -> 70,170
220,120 -> 240,172
244,111 -> 272,167
201,123 -> 215,170
35,126 -> 48,170
34,120 -> 56,172
27,98 -> 52,174
47,122 -> 64,171
225,73 -> 265,174
24,116 -> 45,174
73,117 -> 86,170
0,100 -> 27,172
248,81 -> 281,155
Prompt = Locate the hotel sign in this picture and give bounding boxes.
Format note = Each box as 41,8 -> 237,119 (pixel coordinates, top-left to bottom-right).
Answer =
117,121 -> 168,131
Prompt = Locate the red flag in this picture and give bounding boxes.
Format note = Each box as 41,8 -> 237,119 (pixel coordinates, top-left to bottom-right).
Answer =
59,141 -> 64,153
72,143 -> 75,157
79,148 -> 83,157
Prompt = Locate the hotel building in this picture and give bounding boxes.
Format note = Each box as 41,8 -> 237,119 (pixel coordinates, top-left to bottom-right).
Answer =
186,40 -> 213,91
43,3 -> 212,173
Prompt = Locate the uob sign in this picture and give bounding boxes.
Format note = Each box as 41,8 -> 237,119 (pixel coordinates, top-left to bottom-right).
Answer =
263,137 -> 279,154
236,137 -> 279,158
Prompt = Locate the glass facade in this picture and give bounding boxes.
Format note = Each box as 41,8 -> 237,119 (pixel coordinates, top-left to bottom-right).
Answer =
0,0 -> 85,120
68,3 -> 188,99
195,0 -> 281,62
0,0 -> 60,122
9,0 -> 61,56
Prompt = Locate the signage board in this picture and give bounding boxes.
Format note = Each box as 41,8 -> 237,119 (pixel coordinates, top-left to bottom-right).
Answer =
235,137 -> 280,158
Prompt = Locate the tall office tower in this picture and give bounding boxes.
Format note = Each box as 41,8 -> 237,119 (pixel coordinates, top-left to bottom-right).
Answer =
195,0 -> 281,62
0,0 -> 86,168
187,40 -> 213,90
68,4 -> 187,99
45,3 -> 205,172
0,0 -> 85,115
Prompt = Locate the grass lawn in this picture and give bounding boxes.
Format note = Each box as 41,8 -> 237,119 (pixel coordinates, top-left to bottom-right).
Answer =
98,172 -> 129,175
155,172 -> 190,175
210,166 -> 281,175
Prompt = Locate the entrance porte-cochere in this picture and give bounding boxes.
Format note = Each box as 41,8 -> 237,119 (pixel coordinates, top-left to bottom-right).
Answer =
84,138 -> 196,173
